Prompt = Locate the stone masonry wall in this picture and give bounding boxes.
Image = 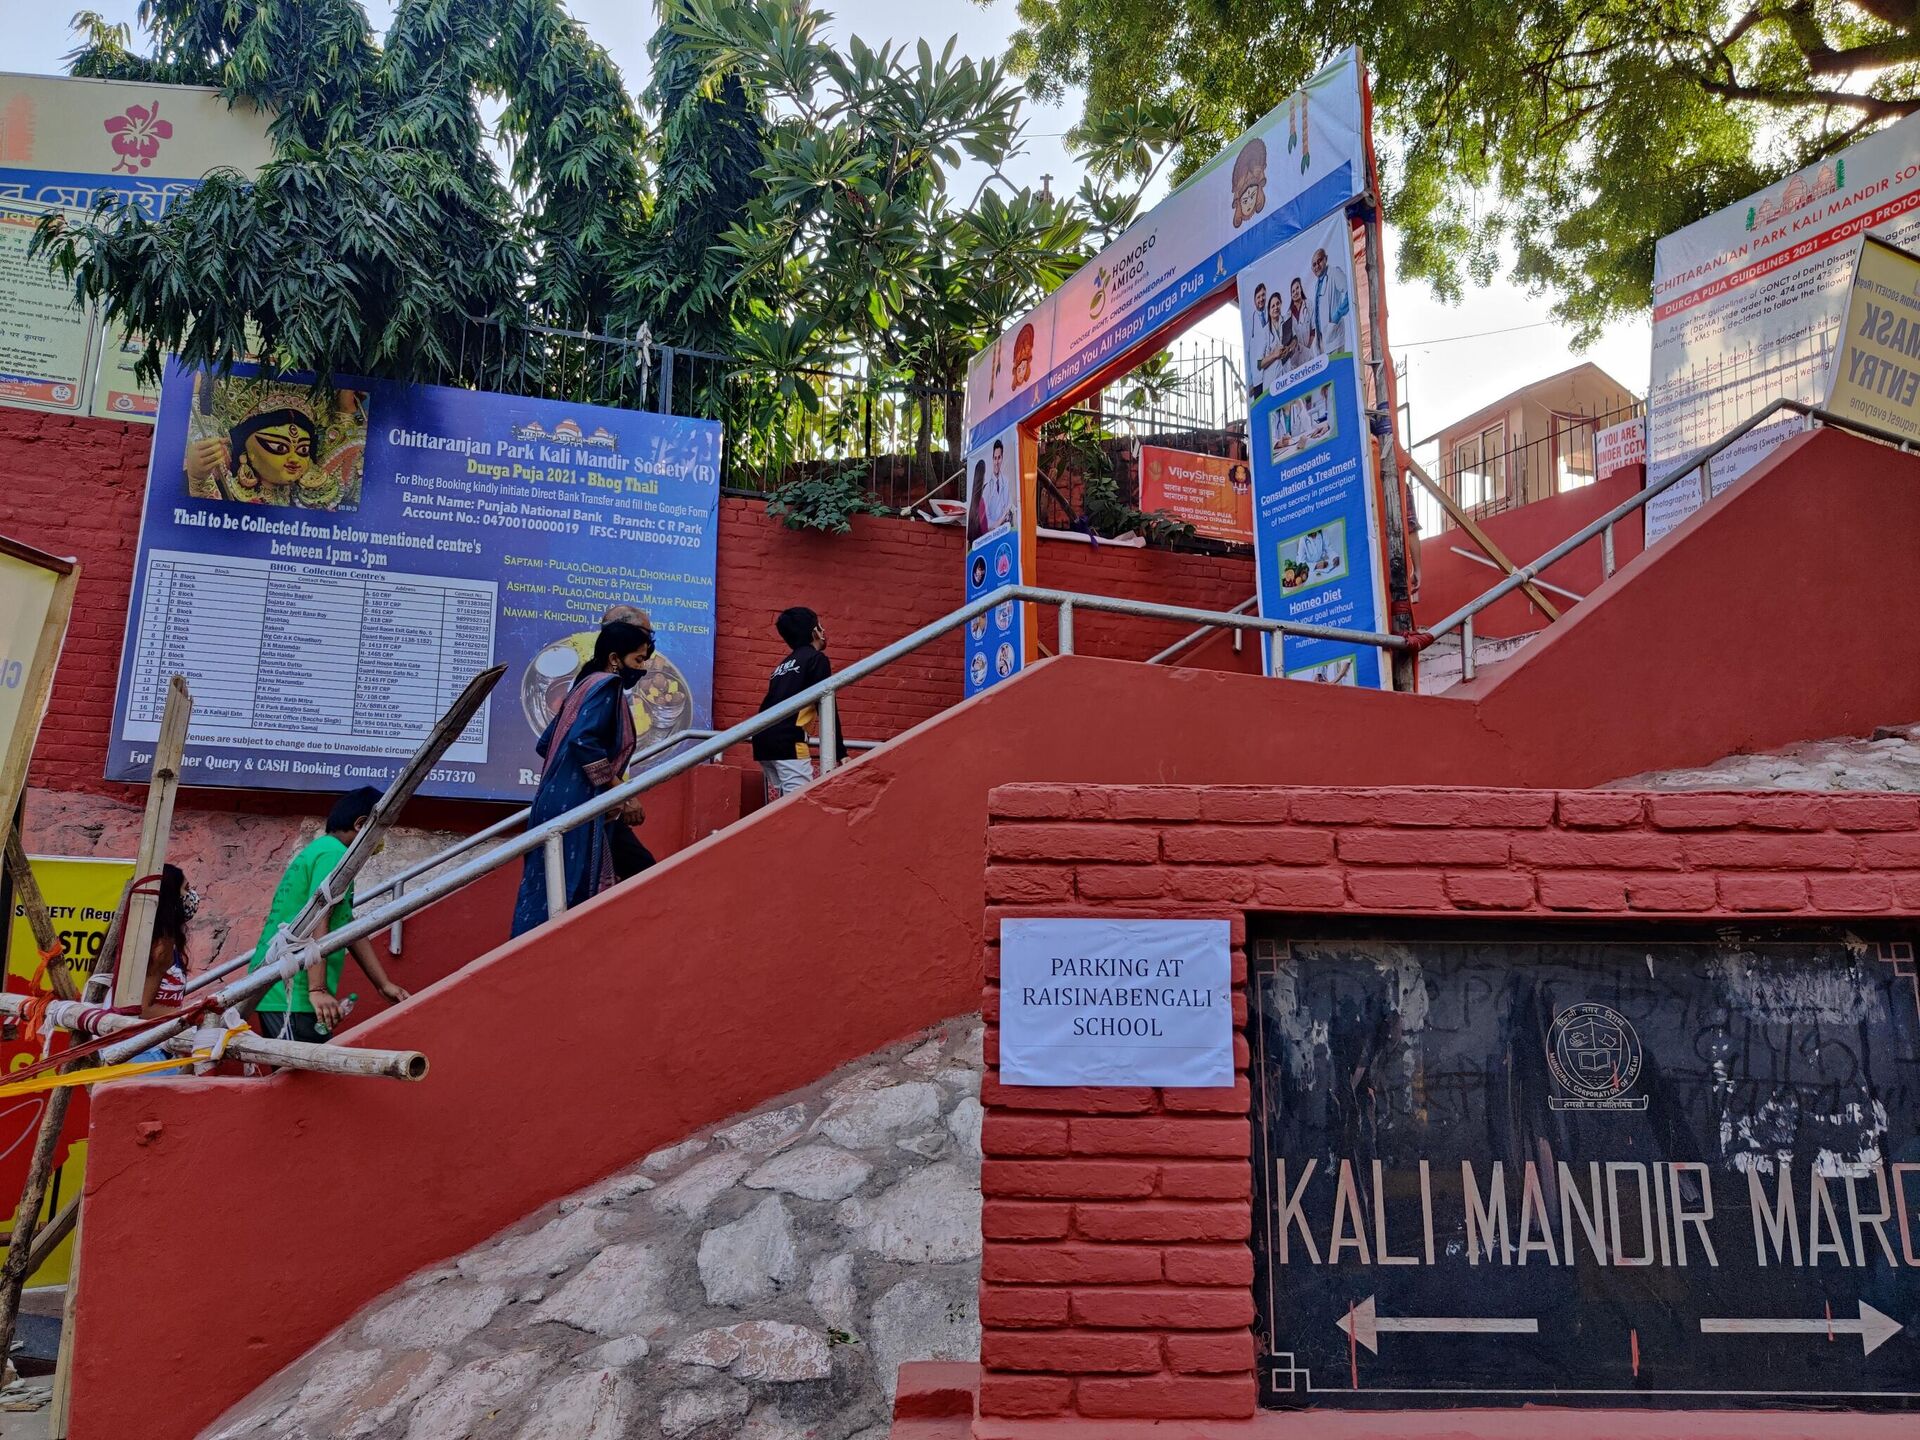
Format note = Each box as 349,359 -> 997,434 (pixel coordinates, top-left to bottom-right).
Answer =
977,782 -> 1920,1426
200,1017 -> 986,1440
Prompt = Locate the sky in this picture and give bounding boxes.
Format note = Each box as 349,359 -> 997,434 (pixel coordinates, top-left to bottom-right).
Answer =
10,0 -> 1651,439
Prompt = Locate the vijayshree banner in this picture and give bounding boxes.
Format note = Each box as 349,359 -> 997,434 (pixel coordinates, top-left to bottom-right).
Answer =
1824,234 -> 1920,443
107,362 -> 721,802
962,421 -> 1028,697
964,50 -> 1368,448
1139,447 -> 1254,544
1236,211 -> 1391,689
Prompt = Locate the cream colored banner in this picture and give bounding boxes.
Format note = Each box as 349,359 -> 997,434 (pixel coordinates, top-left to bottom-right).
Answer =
0,74 -> 271,419
1824,234 -> 1920,443
0,548 -> 59,771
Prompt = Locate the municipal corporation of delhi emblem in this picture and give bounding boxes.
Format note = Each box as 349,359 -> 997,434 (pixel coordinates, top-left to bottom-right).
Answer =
1546,1002 -> 1647,1111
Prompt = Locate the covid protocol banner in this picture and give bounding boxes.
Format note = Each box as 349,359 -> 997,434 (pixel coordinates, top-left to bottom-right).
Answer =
107,362 -> 720,802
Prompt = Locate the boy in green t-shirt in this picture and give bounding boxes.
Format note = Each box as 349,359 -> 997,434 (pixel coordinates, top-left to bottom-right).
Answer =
250,787 -> 410,1043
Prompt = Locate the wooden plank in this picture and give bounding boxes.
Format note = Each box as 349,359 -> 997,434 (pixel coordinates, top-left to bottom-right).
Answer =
1404,454 -> 1562,623
0,557 -> 79,837
106,677 -> 192,1010
25,1197 -> 77,1275
275,665 -> 506,954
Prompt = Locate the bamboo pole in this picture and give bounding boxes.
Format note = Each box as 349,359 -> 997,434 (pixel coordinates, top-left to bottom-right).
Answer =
0,1086 -> 73,1362
0,826 -> 88,1390
52,679 -> 189,1438
1403,453 -> 1562,622
106,677 -> 192,1010
0,995 -> 428,1083
4,829 -> 78,1002
102,665 -> 505,1067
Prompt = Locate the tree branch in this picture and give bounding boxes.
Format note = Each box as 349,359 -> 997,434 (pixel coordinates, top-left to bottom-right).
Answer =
1804,35 -> 1920,75
1695,74 -> 1920,118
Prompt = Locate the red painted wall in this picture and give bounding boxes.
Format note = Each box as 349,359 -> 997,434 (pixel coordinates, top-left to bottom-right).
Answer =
971,781 -> 1920,1433
1415,467 -> 1645,637
57,430 -> 1920,1438
1,407 -> 1250,965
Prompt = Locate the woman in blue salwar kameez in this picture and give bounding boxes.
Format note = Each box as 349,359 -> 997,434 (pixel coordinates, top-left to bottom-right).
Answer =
511,620 -> 656,936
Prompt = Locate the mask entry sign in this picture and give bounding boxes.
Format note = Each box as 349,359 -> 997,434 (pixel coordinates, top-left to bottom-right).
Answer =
1247,927 -> 1919,1410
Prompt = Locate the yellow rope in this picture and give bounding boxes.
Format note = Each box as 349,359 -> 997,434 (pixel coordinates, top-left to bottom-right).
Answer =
0,1027 -> 252,1099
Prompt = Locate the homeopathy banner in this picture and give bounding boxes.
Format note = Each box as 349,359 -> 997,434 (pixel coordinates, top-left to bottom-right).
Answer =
107,361 -> 720,802
1236,211 -> 1391,688
964,49 -> 1367,447
961,420 -> 1029,697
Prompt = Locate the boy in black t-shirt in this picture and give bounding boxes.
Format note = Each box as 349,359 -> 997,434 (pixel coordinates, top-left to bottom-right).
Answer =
752,607 -> 837,801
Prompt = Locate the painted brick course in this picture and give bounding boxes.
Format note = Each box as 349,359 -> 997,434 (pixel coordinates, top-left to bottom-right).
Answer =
978,782 -> 1920,1423
0,408 -> 1256,805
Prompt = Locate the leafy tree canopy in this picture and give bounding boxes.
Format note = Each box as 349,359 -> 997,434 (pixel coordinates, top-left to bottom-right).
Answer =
1005,0 -> 1920,337
40,0 -> 1088,417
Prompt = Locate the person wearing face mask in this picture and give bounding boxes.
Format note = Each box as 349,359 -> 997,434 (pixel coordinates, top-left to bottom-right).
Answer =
141,863 -> 198,1017
751,607 -> 843,803
510,620 -> 655,936
249,787 -> 410,1042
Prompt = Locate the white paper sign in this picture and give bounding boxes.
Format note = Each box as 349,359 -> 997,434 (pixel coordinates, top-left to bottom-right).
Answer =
1000,918 -> 1233,1087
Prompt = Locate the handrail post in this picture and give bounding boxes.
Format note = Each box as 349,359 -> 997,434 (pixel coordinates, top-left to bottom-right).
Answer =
1057,601 -> 1075,656
818,691 -> 840,774
1601,522 -> 1616,579
387,877 -> 406,956
543,834 -> 568,920
1461,614 -> 1477,683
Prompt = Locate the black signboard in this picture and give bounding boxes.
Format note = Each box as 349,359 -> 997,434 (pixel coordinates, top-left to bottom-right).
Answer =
1248,922 -> 1920,1409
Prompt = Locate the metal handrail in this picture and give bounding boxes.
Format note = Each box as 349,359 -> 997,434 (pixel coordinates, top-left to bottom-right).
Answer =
129,398 -> 1901,1063
1146,596 -> 1257,666
123,581 -> 1403,1058
1420,398 -> 1906,676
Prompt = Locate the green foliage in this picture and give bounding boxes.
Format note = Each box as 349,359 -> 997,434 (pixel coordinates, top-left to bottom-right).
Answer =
764,465 -> 895,532
39,0 -> 645,384
40,0 -> 1084,468
622,1 -> 771,352
1007,0 -> 1920,338
669,0 -> 1089,462
1040,411 -> 1194,544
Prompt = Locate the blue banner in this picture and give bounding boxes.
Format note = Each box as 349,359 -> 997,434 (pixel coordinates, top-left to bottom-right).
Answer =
1238,213 -> 1390,688
107,361 -> 721,801
964,52 -> 1369,449
962,421 -> 1027,697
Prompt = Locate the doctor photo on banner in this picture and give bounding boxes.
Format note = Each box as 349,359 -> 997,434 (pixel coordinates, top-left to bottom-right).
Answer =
962,422 -> 1025,697
1240,242 -> 1353,403
1234,209 -> 1391,690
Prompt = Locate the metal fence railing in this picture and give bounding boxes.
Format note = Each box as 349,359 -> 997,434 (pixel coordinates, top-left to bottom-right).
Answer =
109,395 -> 1905,1062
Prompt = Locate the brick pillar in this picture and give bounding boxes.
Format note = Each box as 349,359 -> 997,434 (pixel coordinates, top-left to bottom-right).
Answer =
979,892 -> 1255,1423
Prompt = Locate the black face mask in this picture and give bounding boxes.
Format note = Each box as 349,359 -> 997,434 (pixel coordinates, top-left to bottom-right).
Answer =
617,662 -> 648,690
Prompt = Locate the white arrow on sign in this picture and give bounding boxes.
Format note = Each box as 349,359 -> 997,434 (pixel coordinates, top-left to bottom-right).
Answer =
1700,1301 -> 1904,1357
1334,1295 -> 1540,1354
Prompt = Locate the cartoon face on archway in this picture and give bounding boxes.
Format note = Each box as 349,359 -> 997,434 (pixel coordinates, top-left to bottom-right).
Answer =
1231,137 -> 1268,228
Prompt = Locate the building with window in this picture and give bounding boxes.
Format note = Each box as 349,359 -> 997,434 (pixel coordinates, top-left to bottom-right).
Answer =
1418,362 -> 1641,526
